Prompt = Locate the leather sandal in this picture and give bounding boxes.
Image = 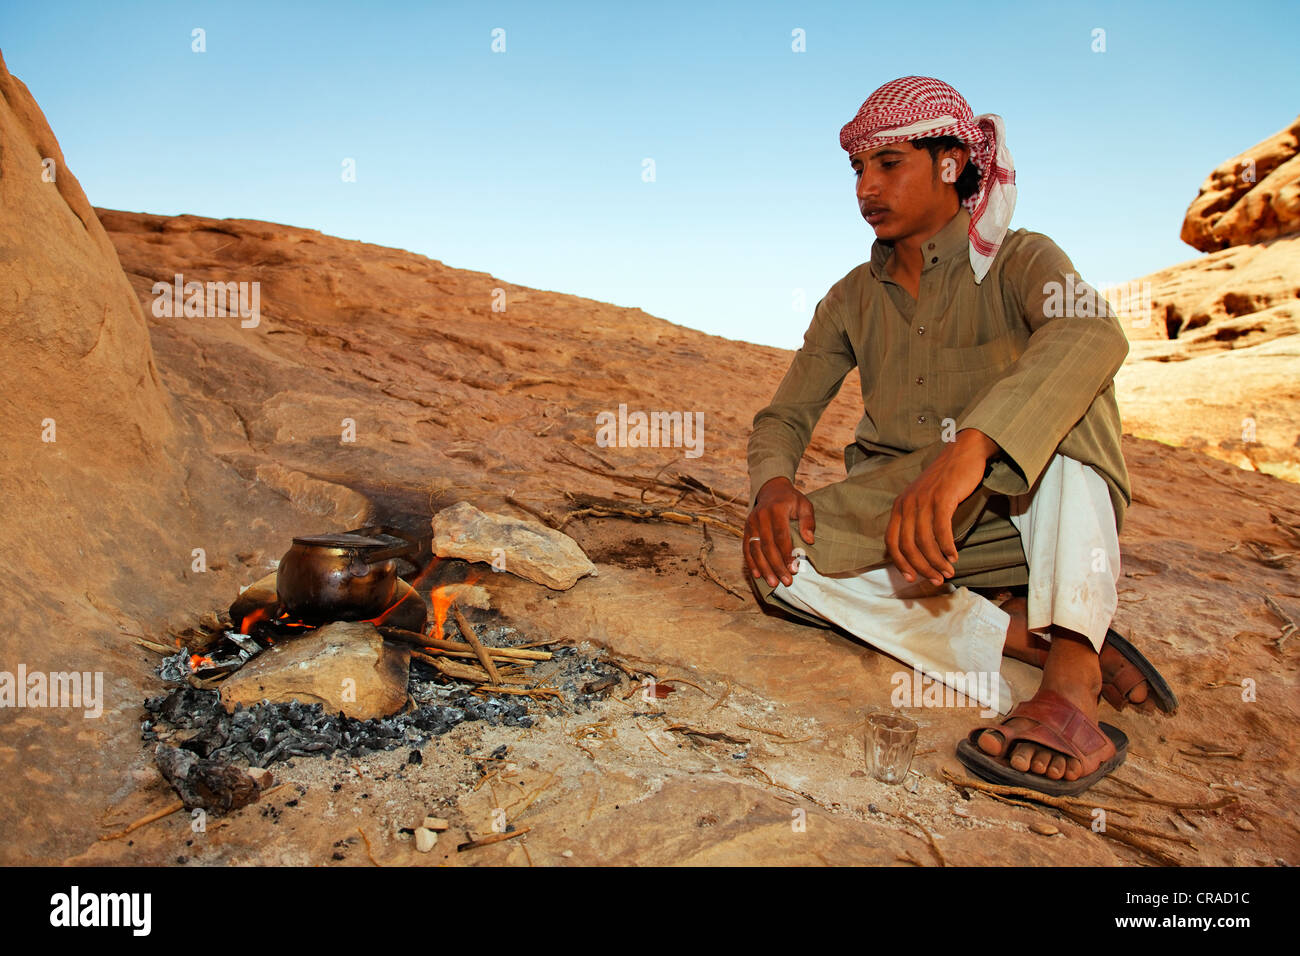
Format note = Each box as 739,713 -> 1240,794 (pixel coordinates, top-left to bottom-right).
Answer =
955,689 -> 1129,797
1099,627 -> 1178,714
987,591 -> 1178,716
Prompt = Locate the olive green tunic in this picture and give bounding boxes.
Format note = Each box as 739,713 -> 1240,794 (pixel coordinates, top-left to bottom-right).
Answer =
747,207 -> 1131,623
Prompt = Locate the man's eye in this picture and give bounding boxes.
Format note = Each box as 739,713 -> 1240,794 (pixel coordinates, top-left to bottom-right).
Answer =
883,161 -> 899,168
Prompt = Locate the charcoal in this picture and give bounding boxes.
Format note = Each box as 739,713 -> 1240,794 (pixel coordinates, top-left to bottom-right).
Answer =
142,615 -> 619,774
157,649 -> 193,684
183,727 -> 227,758
225,632 -> 262,658
455,694 -> 532,727
141,684 -> 500,768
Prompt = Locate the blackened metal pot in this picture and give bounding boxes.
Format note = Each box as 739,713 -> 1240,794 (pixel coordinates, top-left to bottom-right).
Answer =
275,526 -> 418,623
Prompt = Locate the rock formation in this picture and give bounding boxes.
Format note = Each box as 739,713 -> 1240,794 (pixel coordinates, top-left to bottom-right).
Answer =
1115,114 -> 1300,481
1181,114 -> 1300,251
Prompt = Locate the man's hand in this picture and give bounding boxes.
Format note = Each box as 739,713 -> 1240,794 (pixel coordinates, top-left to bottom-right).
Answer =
885,429 -> 999,587
744,476 -> 816,589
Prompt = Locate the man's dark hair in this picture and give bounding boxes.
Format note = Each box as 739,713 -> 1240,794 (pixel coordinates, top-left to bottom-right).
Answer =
911,135 -> 981,203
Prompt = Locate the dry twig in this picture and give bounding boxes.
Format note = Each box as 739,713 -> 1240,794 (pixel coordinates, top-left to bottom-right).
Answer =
357,827 -> 381,867
638,722 -> 669,756
941,769 -> 1219,867
699,525 -> 747,600
666,724 -> 749,745
560,491 -> 744,537
457,827 -> 531,852
98,800 -> 185,841
134,638 -> 175,655
658,677 -> 716,699
901,812 -> 947,867
504,493 -> 559,528
1270,512 -> 1300,545
1263,594 -> 1296,648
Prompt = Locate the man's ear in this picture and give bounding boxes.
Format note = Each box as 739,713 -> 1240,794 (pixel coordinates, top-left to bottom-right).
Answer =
938,144 -> 970,185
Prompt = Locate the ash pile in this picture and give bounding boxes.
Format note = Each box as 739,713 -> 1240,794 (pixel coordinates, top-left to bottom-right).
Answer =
140,610 -> 626,813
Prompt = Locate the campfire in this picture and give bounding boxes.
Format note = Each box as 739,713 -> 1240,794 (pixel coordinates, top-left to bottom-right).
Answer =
141,523 -> 608,815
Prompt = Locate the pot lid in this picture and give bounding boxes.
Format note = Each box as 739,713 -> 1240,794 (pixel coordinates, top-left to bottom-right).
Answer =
291,533 -> 392,549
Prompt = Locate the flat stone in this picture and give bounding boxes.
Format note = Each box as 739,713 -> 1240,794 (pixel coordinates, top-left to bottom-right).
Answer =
414,828 -> 438,852
219,621 -> 410,719
432,502 -> 596,590
422,816 -> 450,831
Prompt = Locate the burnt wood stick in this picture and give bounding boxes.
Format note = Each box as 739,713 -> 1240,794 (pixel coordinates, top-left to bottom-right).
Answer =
379,627 -> 551,660
410,651 -> 490,683
450,607 -> 503,685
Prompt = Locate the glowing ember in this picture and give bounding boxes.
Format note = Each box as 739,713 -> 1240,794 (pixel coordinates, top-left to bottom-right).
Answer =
189,654 -> 214,672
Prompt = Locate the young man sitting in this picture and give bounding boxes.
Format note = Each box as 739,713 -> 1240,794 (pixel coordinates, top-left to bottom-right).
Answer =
743,76 -> 1176,795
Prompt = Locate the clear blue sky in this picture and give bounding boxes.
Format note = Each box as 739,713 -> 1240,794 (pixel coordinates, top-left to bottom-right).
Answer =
3,1 -> 1295,348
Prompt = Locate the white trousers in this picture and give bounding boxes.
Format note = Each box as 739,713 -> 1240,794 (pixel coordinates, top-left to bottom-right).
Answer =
773,454 -> 1120,715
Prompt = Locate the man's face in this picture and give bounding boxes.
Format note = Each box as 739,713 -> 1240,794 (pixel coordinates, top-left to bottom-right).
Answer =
851,142 -> 970,242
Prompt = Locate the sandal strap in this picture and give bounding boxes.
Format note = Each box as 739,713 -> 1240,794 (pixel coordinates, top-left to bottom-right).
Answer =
986,690 -> 1115,771
1108,661 -> 1146,698
1101,662 -> 1146,709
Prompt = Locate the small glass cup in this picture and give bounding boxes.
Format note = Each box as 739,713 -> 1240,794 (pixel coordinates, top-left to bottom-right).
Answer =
865,711 -> 919,785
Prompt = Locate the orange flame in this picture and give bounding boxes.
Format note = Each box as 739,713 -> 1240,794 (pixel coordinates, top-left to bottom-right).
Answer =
427,586 -> 455,642
189,654 -> 214,672
423,569 -> 483,642
239,606 -> 272,635
365,555 -> 443,628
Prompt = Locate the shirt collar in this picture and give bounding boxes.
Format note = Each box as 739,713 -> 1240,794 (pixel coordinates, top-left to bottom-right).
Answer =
869,206 -> 971,281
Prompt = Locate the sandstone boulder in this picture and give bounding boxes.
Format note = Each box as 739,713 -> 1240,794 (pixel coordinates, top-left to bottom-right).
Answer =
1182,114 -> 1300,251
432,502 -> 596,590
219,621 -> 410,719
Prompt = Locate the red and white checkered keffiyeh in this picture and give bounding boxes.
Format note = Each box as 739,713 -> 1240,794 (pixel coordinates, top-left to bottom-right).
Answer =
840,76 -> 1016,283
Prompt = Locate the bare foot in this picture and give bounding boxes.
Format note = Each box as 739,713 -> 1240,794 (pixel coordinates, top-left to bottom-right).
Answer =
977,627 -> 1102,780
997,597 -> 1150,709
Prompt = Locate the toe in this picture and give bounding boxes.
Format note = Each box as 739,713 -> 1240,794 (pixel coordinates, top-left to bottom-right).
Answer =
1046,753 -> 1068,779
1028,745 -> 1053,776
1063,755 -> 1083,780
977,728 -> 1007,757
1010,742 -> 1036,772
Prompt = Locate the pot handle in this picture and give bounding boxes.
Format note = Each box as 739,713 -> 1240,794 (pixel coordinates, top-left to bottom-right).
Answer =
347,525 -> 422,563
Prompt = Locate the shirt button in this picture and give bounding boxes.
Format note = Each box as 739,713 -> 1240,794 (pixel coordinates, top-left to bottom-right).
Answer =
915,376 -> 924,385
930,256 -> 939,264
927,243 -> 936,250
917,415 -> 927,424
916,326 -> 926,335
